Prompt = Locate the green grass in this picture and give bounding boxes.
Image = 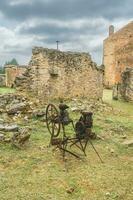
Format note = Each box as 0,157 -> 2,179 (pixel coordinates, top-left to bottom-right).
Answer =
103,89 -> 133,116
0,90 -> 133,200
0,87 -> 15,94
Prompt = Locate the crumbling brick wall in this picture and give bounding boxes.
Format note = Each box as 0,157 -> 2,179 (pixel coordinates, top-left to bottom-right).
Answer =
115,38 -> 133,82
5,65 -> 27,87
103,21 -> 133,88
16,47 -> 103,102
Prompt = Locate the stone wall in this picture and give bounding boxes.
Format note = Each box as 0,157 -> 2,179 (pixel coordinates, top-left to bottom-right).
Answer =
16,47 -> 103,102
0,74 -> 6,87
119,67 -> 133,101
103,21 -> 133,88
5,65 -> 27,87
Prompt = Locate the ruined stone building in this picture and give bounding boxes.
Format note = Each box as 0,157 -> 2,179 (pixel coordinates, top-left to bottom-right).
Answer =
103,21 -> 133,88
0,74 -> 6,87
5,65 -> 27,87
15,47 -> 103,102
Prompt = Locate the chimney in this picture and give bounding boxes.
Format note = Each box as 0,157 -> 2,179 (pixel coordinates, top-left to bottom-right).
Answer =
109,25 -> 114,36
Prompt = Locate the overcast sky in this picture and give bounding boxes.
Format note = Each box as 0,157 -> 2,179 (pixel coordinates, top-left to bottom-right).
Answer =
0,0 -> 132,66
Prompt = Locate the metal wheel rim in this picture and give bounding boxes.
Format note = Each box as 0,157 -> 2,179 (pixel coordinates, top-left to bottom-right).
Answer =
46,104 -> 60,137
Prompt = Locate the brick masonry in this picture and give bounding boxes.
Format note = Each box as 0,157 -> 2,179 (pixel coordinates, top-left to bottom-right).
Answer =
103,21 -> 133,88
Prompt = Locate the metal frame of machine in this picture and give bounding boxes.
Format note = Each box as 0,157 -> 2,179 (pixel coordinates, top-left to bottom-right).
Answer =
45,103 -> 103,162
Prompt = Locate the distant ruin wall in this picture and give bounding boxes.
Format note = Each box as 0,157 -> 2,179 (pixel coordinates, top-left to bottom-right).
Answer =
5,65 -> 27,87
113,67 -> 133,101
0,74 -> 6,87
16,47 -> 103,102
119,67 -> 133,101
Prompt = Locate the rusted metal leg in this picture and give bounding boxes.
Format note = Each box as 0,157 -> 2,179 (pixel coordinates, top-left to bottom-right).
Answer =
49,123 -> 54,147
69,138 -> 86,156
88,138 -> 104,163
70,138 -> 79,147
82,137 -> 90,156
59,146 -> 80,158
62,124 -> 66,137
62,124 -> 67,159
62,139 -> 67,160
79,139 -> 87,156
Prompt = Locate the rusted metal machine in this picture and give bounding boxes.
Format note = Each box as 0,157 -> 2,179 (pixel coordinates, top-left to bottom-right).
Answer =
46,103 -> 103,162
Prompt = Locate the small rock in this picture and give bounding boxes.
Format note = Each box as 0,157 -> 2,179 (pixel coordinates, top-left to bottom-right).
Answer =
121,135 -> 127,139
66,187 -> 75,194
11,127 -> 31,147
71,107 -> 79,112
7,102 -> 29,115
0,118 -> 4,124
110,148 -> 115,153
29,102 -> 34,106
12,116 -> 18,121
4,138 -> 11,143
96,135 -> 105,140
24,116 -> 29,121
4,124 -> 19,132
105,192 -> 111,196
72,98 -> 77,102
33,109 -> 46,117
0,109 -> 5,113
0,124 -> 5,131
0,124 -> 19,132
0,133 -> 5,141
122,139 -> 133,147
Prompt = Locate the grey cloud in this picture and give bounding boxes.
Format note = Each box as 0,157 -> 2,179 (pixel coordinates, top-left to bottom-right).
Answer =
0,44 -> 31,65
3,44 -> 31,55
0,0 -> 132,21
18,21 -> 106,47
19,21 -> 105,35
0,0 -> 132,65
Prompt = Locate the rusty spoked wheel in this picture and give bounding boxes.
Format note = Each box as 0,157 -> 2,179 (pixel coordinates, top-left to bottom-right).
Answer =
46,104 -> 61,137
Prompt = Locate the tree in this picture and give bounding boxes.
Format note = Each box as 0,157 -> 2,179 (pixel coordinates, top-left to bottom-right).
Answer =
4,58 -> 19,66
0,66 -> 4,74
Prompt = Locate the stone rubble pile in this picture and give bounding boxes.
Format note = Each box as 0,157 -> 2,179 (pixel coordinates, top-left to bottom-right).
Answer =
0,119 -> 30,147
11,127 -> 31,148
0,93 -> 37,120
69,98 -> 113,113
0,94 -> 39,147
